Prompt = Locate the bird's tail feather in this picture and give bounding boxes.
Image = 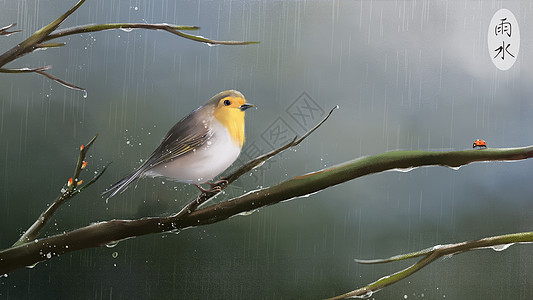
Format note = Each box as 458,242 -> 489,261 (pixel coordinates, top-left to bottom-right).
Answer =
102,166 -> 147,200
103,147 -> 163,200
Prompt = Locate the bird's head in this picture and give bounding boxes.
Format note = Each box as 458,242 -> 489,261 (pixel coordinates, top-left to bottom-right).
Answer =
210,90 -> 255,147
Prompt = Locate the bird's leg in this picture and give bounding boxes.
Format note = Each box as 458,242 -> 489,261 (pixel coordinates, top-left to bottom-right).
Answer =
194,183 -> 222,194
193,178 -> 228,194
175,182 -> 226,218
208,178 -> 229,188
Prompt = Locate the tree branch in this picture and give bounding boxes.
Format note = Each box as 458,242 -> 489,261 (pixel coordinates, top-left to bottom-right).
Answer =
44,23 -> 200,40
34,69 -> 85,91
2,144 -> 533,274
328,232 -> 533,299
0,23 -> 21,36
0,66 -> 85,91
0,0 -> 259,92
2,107 -> 337,273
44,23 -> 259,46
0,66 -> 51,73
0,0 -> 85,66
11,134 -> 106,247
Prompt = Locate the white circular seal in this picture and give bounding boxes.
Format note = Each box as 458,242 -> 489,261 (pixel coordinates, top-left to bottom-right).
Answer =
488,9 -> 520,71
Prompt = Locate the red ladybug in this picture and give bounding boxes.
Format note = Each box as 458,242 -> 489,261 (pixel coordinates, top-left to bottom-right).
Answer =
473,139 -> 487,149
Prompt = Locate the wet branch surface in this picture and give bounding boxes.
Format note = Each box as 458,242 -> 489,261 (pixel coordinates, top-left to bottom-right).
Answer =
0,0 -> 258,92
2,137 -> 533,276
0,107 -> 336,273
328,232 -> 533,299
11,135 -> 108,248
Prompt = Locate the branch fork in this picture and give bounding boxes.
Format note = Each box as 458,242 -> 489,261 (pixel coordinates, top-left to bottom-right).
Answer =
0,0 -> 258,93
11,134 -> 107,247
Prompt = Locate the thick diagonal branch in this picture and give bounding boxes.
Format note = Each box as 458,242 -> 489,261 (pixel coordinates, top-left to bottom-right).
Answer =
2,145 -> 533,274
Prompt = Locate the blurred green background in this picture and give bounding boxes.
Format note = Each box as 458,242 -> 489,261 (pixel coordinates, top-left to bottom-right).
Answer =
1,0 -> 533,299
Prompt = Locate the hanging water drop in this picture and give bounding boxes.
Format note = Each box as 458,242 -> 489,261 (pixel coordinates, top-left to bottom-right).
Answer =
26,262 -> 39,269
490,243 -> 514,252
106,241 -> 119,248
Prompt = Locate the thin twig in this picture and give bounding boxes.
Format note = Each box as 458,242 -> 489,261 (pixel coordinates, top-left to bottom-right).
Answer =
0,66 -> 51,73
12,134 -> 103,247
44,23 -> 200,40
0,1 -> 258,91
0,0 -> 87,92
161,27 -> 259,45
34,69 -> 85,91
0,23 -> 21,36
44,23 -> 258,45
0,0 -> 86,66
35,42 -> 66,49
328,232 -> 533,299
0,66 -> 84,92
77,163 -> 110,194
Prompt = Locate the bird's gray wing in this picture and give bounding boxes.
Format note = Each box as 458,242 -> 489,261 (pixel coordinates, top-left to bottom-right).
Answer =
102,109 -> 212,199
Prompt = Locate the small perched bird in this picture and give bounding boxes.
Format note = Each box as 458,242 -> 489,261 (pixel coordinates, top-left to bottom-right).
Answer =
103,90 -> 255,200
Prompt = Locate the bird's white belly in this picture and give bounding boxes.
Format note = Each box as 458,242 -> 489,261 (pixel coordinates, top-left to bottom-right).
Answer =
145,124 -> 241,183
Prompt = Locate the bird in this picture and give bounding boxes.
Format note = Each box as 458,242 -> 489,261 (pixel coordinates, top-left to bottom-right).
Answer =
103,90 -> 255,200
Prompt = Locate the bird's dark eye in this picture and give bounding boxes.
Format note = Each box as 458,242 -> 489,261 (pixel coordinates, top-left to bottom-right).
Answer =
223,99 -> 231,106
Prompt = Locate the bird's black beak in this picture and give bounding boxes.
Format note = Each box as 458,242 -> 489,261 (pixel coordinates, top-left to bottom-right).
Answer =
239,103 -> 256,111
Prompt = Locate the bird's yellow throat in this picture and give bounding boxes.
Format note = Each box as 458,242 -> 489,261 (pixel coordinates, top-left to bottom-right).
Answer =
213,98 -> 246,147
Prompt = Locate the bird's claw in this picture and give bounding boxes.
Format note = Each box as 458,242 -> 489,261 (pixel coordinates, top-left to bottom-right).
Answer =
208,179 -> 228,188
194,179 -> 228,194
194,183 -> 222,194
